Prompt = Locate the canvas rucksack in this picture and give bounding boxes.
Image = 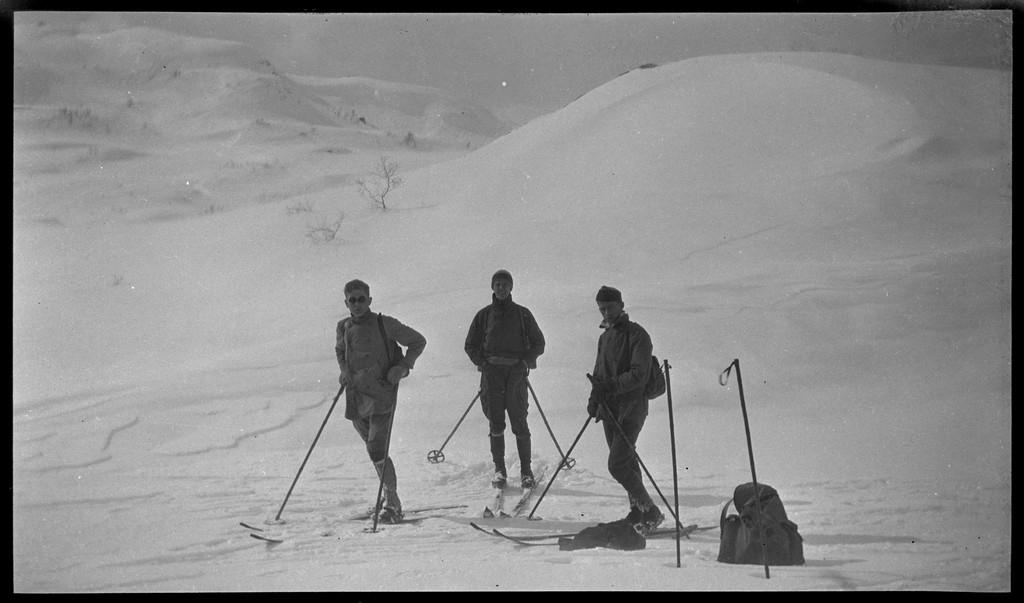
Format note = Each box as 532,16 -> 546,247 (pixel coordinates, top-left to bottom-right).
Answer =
644,354 -> 666,399
627,325 -> 666,400
717,482 -> 805,566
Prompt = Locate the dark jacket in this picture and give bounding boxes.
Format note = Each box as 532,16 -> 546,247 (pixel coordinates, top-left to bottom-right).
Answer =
336,311 -> 426,420
465,295 -> 545,369
592,312 -> 652,422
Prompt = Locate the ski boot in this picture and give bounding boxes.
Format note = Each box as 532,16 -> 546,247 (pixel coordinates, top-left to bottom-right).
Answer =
638,504 -> 665,535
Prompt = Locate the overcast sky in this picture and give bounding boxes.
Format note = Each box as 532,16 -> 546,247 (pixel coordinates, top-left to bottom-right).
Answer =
21,11 -> 1014,113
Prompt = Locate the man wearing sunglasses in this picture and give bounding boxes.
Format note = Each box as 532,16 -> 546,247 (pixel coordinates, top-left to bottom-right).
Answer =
465,270 -> 546,492
336,279 -> 427,523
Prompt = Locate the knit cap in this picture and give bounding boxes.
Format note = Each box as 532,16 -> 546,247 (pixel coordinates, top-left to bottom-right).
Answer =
596,285 -> 622,303
492,270 -> 513,287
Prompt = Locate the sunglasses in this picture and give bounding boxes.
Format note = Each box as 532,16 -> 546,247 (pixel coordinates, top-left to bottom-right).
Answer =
347,296 -> 368,304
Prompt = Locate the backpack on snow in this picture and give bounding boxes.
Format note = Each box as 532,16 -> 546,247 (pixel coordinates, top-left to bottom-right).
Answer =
558,518 -> 647,551
717,482 -> 804,566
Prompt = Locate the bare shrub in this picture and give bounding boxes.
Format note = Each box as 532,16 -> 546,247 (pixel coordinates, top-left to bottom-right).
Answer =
306,212 -> 345,243
286,201 -> 314,215
355,155 -> 403,212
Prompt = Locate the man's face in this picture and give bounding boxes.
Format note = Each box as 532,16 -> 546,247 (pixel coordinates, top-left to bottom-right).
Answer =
345,289 -> 371,318
598,301 -> 624,323
492,279 -> 512,300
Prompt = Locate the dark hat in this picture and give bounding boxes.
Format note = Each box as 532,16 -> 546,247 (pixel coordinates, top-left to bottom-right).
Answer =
492,269 -> 513,287
596,285 -> 622,303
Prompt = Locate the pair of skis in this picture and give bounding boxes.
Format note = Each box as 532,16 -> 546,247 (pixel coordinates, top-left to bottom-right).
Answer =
483,470 -> 544,519
241,503 -> 469,544
470,522 -> 717,546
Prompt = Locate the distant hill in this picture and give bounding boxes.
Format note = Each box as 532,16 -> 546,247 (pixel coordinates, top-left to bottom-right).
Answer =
13,22 -> 511,149
290,75 -> 512,147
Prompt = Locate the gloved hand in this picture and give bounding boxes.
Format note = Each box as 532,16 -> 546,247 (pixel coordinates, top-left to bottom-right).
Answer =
386,365 -> 409,385
338,372 -> 348,386
586,374 -> 608,421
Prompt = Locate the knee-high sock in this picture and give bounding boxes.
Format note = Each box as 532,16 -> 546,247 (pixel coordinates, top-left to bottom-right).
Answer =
490,433 -> 506,474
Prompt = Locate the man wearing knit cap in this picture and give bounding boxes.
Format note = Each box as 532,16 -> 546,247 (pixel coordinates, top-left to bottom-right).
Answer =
465,270 -> 546,490
587,285 -> 665,534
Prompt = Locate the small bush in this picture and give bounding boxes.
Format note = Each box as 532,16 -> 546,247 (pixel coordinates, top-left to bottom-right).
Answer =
286,201 -> 315,215
306,212 -> 345,243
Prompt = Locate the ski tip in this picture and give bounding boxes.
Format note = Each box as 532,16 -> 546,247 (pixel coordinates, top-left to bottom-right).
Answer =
251,533 -> 283,545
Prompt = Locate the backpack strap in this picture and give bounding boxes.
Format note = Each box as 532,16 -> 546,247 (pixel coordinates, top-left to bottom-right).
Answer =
339,317 -> 352,366
720,499 -> 735,528
377,313 -> 393,366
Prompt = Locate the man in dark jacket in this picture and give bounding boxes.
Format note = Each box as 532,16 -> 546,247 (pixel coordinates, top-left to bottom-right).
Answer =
465,270 -> 546,490
587,285 -> 664,534
336,279 -> 426,523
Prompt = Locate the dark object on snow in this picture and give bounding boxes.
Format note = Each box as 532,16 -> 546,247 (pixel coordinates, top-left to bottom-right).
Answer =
558,518 -> 646,551
717,482 -> 805,566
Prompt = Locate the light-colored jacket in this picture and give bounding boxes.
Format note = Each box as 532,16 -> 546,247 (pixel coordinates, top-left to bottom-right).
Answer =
336,311 -> 426,420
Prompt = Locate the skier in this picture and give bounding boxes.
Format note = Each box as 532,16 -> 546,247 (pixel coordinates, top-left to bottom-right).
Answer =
336,279 -> 426,523
465,270 -> 546,490
587,285 -> 665,534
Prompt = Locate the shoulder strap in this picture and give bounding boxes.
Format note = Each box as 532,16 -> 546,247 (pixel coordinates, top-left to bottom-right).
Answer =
377,313 -> 393,365
339,317 -> 351,363
518,306 -> 531,349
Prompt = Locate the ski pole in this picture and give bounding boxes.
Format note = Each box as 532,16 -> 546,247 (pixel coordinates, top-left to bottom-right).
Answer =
589,376 -> 684,532
271,385 -> 345,523
526,379 -> 576,470
370,404 -> 399,533
719,358 -> 770,579
527,416 -> 593,519
664,359 -> 682,569
427,391 -> 480,464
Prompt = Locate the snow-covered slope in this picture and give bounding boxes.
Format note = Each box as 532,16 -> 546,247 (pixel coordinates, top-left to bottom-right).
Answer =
13,36 -> 1011,592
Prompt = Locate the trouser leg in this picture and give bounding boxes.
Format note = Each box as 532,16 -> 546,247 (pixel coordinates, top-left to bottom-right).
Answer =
503,364 -> 533,476
482,365 -> 514,474
603,416 -> 654,508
